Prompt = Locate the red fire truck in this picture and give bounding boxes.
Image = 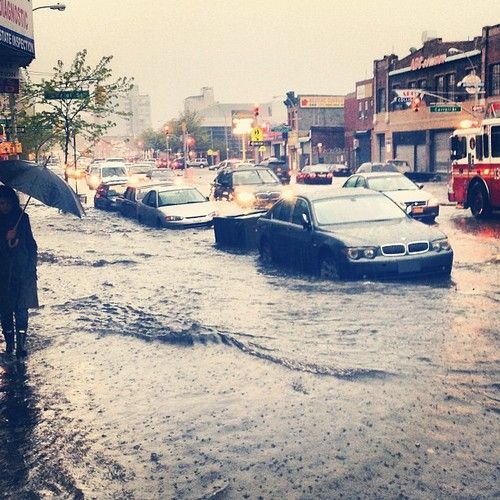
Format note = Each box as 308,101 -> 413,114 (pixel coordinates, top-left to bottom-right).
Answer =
448,117 -> 500,217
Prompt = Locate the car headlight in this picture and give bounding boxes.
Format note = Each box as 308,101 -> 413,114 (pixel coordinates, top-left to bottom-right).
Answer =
345,246 -> 377,260
431,238 -> 451,252
427,197 -> 439,207
165,215 -> 184,221
236,192 -> 255,204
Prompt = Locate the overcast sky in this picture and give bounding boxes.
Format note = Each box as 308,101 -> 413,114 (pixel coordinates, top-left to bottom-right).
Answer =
30,0 -> 499,127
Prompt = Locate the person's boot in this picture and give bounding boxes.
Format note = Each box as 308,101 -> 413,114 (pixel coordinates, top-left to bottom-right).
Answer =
3,331 -> 14,356
15,330 -> 28,358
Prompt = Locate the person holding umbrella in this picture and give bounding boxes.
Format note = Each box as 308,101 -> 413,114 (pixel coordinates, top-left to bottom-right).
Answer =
0,185 -> 38,358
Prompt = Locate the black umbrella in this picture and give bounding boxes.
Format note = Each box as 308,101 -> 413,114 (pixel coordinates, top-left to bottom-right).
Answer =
0,160 -> 85,248
0,160 -> 85,218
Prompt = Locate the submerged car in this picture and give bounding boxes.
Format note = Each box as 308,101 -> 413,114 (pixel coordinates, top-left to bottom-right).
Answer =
94,180 -> 128,211
342,172 -> 439,222
257,158 -> 290,184
256,189 -> 453,280
126,163 -> 155,183
137,185 -> 217,228
296,164 -> 333,185
86,164 -> 128,189
211,165 -> 283,208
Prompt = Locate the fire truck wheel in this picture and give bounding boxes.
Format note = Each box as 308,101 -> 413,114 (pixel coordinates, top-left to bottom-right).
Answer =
469,184 -> 491,218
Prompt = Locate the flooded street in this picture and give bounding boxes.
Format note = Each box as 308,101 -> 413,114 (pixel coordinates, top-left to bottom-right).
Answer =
1,181 -> 499,499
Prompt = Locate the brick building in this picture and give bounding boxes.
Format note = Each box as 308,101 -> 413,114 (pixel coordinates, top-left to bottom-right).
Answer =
372,25 -> 500,175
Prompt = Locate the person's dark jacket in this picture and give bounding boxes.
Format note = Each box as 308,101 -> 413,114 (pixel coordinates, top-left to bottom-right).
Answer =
0,210 -> 38,310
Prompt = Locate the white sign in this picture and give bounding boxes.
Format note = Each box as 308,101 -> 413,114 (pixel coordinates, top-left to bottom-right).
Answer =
394,89 -> 424,99
299,95 -> 344,108
0,0 -> 35,57
459,74 -> 483,95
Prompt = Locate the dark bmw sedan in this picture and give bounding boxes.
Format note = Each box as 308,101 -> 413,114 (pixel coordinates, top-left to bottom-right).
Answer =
256,189 -> 453,280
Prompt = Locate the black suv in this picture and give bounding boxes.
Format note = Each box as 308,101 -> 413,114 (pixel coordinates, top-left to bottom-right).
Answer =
256,158 -> 290,184
211,165 -> 283,209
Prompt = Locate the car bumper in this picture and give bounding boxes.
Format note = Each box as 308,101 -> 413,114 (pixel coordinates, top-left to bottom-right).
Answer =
305,178 -> 332,184
341,250 -> 453,279
163,216 -> 214,228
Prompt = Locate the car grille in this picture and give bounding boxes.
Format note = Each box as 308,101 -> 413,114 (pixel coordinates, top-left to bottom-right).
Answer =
381,244 -> 406,256
404,200 -> 426,207
381,241 -> 430,256
408,241 -> 429,254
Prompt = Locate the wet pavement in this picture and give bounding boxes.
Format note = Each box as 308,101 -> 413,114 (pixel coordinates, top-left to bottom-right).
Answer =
0,179 -> 499,499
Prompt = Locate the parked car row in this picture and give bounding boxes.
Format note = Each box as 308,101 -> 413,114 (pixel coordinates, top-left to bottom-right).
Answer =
93,177 -> 218,228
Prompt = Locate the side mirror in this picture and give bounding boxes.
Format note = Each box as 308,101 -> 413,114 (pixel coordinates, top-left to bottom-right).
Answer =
418,184 -> 424,190
205,196 -> 209,201
406,205 -> 413,215
302,212 -> 312,230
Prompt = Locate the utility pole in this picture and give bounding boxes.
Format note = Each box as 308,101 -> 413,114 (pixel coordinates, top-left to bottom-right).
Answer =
182,122 -> 187,177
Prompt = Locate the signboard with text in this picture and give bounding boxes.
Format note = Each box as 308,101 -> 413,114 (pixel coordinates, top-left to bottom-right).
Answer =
0,0 -> 35,59
44,90 -> 90,100
430,105 -> 461,113
299,95 -> 345,108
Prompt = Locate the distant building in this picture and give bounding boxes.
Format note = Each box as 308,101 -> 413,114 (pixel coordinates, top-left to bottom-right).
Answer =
183,87 -> 287,159
113,85 -> 152,139
284,91 -> 345,170
344,79 -> 374,169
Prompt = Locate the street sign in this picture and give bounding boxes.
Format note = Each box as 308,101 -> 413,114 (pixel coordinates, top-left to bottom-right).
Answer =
472,105 -> 485,113
207,149 -> 214,155
0,78 -> 20,93
258,145 -> 266,152
250,127 -> 264,142
250,141 -> 265,147
44,90 -> 90,100
430,105 -> 461,113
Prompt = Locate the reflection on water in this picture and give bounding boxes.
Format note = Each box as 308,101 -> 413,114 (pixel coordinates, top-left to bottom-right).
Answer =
0,360 -> 38,495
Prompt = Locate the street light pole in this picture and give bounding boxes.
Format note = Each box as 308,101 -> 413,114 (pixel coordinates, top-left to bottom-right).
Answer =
32,3 -> 66,11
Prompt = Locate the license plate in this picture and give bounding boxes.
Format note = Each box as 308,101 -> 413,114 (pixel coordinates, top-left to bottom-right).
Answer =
412,206 -> 424,214
398,260 -> 422,273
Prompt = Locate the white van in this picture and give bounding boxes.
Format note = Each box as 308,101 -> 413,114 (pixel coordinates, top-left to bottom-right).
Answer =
86,163 -> 128,189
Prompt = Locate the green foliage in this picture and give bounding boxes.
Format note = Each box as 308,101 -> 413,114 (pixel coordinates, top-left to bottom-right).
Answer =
17,112 -> 63,161
22,49 -> 133,165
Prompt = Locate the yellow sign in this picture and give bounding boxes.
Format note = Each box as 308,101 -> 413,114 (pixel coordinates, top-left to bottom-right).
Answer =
258,145 -> 266,152
251,127 -> 264,142
207,149 -> 214,155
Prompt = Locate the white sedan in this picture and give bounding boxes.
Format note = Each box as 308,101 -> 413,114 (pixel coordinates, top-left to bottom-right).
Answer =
137,185 -> 218,228
342,172 -> 439,222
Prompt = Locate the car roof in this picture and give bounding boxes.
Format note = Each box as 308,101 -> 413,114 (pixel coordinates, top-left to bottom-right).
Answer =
100,179 -> 129,186
293,187 -> 382,202
147,184 -> 198,193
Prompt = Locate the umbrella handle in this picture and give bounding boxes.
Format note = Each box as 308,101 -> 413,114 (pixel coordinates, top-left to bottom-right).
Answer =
8,237 -> 19,249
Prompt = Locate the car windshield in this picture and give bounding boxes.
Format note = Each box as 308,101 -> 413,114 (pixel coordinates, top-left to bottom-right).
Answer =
158,188 -> 206,207
313,194 -> 405,224
366,175 -> 418,191
149,170 -> 175,179
128,165 -> 151,174
233,169 -> 279,185
102,166 -> 127,177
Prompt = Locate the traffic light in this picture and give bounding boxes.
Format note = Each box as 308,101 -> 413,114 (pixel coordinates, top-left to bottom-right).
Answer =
253,105 -> 260,117
186,136 -> 195,146
95,85 -> 106,105
411,96 -> 422,112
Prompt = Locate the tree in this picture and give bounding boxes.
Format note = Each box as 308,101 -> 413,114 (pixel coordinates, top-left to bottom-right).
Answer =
23,50 -> 133,177
16,112 -> 63,161
167,110 -> 209,152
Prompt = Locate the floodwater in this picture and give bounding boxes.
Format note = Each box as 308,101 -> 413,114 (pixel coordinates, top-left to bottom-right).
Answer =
1,189 -> 499,499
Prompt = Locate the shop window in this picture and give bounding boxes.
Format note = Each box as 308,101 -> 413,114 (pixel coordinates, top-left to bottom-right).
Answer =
435,75 -> 445,102
446,73 -> 456,102
409,81 -> 417,89
490,64 -> 500,96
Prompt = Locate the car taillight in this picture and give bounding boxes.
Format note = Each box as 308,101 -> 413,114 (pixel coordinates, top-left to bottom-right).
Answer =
309,173 -> 316,178
327,173 -> 333,178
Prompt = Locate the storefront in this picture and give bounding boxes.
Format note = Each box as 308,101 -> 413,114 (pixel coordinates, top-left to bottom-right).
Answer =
1,0 -> 35,158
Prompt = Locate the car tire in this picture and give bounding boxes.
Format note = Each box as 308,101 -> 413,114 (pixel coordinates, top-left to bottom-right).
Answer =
318,251 -> 341,280
260,239 -> 273,265
469,184 -> 491,218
